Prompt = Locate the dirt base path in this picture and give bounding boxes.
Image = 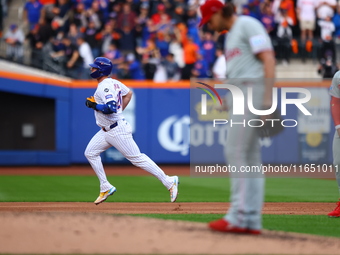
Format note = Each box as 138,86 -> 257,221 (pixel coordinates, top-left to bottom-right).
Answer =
1,165 -> 338,254
0,212 -> 339,255
0,201 -> 336,215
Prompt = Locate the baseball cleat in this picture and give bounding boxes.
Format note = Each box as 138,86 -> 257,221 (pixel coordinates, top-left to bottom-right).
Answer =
94,187 -> 116,205
169,176 -> 179,202
209,218 -> 261,235
328,200 -> 340,217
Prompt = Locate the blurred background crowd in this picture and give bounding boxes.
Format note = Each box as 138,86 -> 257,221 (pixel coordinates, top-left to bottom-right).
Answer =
1,0 -> 340,80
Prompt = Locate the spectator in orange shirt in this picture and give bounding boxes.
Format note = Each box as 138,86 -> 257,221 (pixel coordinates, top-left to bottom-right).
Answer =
276,8 -> 294,65
174,23 -> 199,79
279,0 -> 297,25
182,36 -> 199,79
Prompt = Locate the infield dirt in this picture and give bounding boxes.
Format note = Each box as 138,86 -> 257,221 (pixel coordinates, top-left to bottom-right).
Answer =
1,212 -> 340,255
0,165 -> 339,254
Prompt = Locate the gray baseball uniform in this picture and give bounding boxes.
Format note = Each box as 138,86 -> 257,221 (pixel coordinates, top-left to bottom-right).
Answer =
223,15 -> 273,230
328,70 -> 340,195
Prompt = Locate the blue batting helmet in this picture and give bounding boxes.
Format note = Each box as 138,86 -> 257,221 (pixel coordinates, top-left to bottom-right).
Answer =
89,57 -> 113,79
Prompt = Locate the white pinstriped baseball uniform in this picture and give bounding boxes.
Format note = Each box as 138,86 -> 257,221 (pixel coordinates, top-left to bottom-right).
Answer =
84,78 -> 174,192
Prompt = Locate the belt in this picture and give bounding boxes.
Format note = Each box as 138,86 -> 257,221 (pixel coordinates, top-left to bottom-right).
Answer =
102,119 -> 125,132
102,122 -> 118,132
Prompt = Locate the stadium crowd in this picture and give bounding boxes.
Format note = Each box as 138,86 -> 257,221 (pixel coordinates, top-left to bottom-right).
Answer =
3,0 -> 340,80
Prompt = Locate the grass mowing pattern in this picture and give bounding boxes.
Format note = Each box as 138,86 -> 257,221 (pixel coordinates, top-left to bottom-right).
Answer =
0,176 -> 338,202
132,214 -> 340,238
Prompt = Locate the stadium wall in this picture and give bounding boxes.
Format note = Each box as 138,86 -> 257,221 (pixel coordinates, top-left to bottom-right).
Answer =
0,72 -> 334,165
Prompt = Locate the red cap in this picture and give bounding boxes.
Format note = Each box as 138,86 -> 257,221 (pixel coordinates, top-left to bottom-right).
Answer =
157,4 -> 165,11
199,0 -> 224,27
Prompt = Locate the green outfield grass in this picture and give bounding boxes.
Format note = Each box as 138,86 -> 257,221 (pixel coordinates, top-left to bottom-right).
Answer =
0,175 -> 338,202
133,214 -> 340,238
1,175 -> 340,239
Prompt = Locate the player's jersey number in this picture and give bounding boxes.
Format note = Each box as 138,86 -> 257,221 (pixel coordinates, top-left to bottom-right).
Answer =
117,91 -> 122,110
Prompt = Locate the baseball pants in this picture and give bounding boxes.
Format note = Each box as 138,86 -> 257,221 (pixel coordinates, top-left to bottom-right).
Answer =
224,83 -> 265,231
332,131 -> 340,195
85,119 -> 174,192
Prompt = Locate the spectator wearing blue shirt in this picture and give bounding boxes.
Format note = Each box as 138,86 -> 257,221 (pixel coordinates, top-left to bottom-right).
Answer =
96,0 -> 110,23
24,0 -> 43,30
241,4 -> 259,20
192,51 -> 209,78
141,19 -> 156,47
156,32 -> 170,58
260,2 -> 275,37
247,0 -> 262,20
126,53 -> 145,80
186,6 -> 201,46
118,25 -> 136,55
201,32 -> 216,69
135,2 -> 149,47
333,4 -> 340,65
71,0 -> 92,9
104,43 -> 123,78
51,32 -> 65,52
108,2 -> 121,20
161,53 -> 180,81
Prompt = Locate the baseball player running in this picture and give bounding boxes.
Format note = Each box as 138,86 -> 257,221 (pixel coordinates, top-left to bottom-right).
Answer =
328,70 -> 340,217
84,57 -> 179,205
199,0 -> 275,234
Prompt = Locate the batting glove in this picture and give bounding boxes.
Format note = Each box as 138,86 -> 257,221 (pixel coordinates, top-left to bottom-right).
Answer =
85,96 -> 97,110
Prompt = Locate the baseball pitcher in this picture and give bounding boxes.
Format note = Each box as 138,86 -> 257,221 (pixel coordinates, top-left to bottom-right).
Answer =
199,0 -> 276,234
328,70 -> 340,217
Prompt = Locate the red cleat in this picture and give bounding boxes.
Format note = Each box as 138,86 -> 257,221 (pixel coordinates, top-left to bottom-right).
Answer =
208,218 -> 261,235
246,229 -> 261,235
328,201 -> 340,217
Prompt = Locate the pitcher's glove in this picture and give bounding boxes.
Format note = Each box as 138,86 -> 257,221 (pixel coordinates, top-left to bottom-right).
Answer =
85,96 -> 97,110
257,109 -> 284,138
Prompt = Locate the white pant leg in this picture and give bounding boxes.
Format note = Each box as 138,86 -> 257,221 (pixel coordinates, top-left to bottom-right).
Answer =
105,119 -> 173,189
84,129 -> 114,192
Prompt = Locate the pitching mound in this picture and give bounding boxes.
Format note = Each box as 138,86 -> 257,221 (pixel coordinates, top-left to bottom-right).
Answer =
0,212 -> 339,255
